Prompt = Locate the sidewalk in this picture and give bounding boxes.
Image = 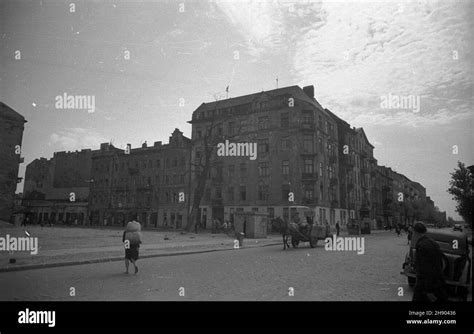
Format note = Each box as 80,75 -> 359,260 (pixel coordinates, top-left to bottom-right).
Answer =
0,225 -> 282,272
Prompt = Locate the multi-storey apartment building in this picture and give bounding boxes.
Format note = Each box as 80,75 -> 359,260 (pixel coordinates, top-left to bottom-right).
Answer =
372,165 -> 394,228
0,102 -> 26,222
355,128 -> 376,220
326,109 -> 377,223
325,109 -> 359,222
188,85 -> 343,229
88,129 -> 191,228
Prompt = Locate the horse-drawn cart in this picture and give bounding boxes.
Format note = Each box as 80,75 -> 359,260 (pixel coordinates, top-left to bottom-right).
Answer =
287,206 -> 330,248
289,223 -> 328,248
271,206 -> 331,250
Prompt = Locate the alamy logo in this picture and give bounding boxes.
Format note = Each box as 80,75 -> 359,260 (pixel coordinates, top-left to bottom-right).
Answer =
18,308 -> 55,327
0,234 -> 38,255
324,235 -> 365,255
380,93 -> 420,113
55,92 -> 95,113
217,140 -> 257,160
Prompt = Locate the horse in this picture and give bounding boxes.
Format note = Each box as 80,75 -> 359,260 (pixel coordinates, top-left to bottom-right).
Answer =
271,217 -> 291,250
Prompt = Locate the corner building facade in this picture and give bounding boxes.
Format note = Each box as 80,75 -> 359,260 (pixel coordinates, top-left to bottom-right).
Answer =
189,85 -> 347,229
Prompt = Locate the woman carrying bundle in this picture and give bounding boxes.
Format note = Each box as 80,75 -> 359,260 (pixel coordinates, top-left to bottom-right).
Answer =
123,218 -> 142,274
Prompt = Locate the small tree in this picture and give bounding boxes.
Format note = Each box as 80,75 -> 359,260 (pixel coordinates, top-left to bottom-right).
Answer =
184,99 -> 245,233
447,161 -> 473,228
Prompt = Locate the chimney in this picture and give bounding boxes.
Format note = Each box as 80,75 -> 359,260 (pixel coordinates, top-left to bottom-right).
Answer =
142,141 -> 147,148
303,85 -> 314,99
100,143 -> 109,151
154,141 -> 162,147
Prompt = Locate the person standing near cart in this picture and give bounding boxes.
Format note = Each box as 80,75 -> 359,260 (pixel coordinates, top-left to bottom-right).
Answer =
412,222 -> 447,302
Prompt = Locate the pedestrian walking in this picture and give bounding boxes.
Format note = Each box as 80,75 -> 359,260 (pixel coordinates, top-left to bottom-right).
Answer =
335,221 -> 340,237
223,221 -> 228,233
412,222 -> 447,302
212,218 -> 217,234
123,219 -> 142,274
407,225 -> 413,245
395,224 -> 401,237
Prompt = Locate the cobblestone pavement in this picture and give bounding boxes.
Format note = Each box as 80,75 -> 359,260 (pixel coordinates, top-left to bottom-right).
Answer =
2,231 -> 463,301
0,225 -> 280,269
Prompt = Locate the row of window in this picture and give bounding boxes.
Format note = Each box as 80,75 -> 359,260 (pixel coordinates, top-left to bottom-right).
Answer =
195,109 -> 337,140
213,160 -> 337,179
94,156 -> 186,173
203,185 -> 337,203
93,174 -> 187,188
226,207 -> 347,225
91,189 -> 185,206
195,97 -> 291,121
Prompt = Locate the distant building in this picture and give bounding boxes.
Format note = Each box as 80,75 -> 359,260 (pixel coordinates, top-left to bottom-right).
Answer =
354,128 -> 376,221
372,165 -> 394,229
325,109 -> 377,222
23,149 -> 96,225
88,129 -> 191,228
0,102 -> 26,222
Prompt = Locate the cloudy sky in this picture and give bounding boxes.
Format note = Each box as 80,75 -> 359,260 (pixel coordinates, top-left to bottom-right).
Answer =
1,0 -> 472,219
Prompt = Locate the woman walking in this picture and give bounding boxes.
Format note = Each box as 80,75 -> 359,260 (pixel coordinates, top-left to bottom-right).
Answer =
123,218 -> 142,274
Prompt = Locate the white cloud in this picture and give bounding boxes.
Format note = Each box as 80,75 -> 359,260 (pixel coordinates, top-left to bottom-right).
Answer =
291,0 -> 472,127
49,128 -> 107,151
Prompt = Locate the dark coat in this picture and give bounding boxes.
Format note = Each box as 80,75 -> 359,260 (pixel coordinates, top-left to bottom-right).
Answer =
415,235 -> 444,278
413,234 -> 447,301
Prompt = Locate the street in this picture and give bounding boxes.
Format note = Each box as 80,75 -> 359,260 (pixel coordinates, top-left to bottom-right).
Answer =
0,231 -> 420,301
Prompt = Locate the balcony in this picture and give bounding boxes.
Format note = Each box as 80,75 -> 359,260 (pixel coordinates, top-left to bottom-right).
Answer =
330,200 -> 339,208
329,155 -> 337,164
330,177 -> 338,187
301,173 -> 318,180
301,123 -> 315,130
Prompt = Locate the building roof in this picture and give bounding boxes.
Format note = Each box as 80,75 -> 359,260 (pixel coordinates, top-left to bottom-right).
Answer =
355,127 -> 374,148
191,85 -> 328,120
0,102 -> 26,123
325,108 -> 356,132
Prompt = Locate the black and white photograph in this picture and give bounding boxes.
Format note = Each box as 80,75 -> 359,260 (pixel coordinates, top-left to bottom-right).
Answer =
0,0 -> 472,330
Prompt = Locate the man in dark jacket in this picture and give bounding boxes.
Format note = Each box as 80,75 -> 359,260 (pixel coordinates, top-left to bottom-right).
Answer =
412,222 -> 448,302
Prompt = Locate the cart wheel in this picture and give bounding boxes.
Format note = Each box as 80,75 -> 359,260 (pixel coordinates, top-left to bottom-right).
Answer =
309,237 -> 317,248
408,277 -> 416,287
291,238 -> 299,248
